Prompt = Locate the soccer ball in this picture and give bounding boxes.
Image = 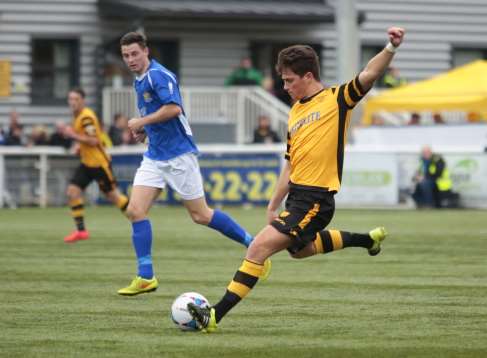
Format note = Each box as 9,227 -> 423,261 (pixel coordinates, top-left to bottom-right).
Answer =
170,292 -> 210,331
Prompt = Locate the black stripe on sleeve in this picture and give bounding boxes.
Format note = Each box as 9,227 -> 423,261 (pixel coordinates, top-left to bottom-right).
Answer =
354,75 -> 366,95
81,117 -> 94,123
337,84 -> 353,110
347,81 -> 361,104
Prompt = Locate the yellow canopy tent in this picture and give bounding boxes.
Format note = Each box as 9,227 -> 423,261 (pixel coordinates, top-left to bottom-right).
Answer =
362,60 -> 487,124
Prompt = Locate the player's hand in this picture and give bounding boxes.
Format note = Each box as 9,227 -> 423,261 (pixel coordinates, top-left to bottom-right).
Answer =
70,143 -> 80,155
64,125 -> 76,139
388,27 -> 405,48
128,117 -> 144,133
266,207 -> 279,224
133,129 -> 147,143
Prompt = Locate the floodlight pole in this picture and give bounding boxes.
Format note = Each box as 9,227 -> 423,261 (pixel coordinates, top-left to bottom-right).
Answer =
336,0 -> 360,83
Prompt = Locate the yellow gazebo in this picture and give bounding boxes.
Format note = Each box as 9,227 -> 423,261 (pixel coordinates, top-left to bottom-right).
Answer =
362,60 -> 487,124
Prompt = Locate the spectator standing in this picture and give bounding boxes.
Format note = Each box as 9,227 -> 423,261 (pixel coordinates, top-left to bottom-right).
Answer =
383,66 -> 406,88
433,113 -> 445,124
408,112 -> 421,126
252,115 -> 281,144
4,110 -> 25,146
109,113 -> 129,145
28,125 -> 49,146
225,57 -> 263,86
49,121 -> 72,149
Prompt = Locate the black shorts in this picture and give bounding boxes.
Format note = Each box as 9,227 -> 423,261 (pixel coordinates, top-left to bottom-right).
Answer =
270,186 -> 335,254
70,163 -> 117,194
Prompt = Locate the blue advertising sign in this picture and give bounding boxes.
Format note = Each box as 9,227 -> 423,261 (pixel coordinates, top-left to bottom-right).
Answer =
109,153 -> 281,206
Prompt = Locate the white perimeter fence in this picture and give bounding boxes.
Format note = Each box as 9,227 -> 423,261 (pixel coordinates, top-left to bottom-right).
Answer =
1,145 -> 486,209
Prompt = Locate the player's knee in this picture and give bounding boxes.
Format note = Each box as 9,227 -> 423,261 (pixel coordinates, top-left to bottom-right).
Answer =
66,185 -> 81,199
289,243 -> 315,259
188,209 -> 212,225
125,203 -> 145,222
289,251 -> 306,259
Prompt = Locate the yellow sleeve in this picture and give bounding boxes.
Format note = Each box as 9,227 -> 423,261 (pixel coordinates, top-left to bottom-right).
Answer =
337,76 -> 368,109
80,116 -> 98,137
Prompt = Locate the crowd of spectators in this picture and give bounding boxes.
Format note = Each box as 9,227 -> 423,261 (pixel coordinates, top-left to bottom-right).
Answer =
0,110 -> 138,148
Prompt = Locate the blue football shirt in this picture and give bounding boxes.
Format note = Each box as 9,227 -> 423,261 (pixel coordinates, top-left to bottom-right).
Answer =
134,59 -> 198,161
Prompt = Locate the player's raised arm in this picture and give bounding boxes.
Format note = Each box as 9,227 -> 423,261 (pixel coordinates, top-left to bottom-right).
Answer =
358,27 -> 405,91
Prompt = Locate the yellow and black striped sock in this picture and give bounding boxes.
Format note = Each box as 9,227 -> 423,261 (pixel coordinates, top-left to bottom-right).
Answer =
69,198 -> 85,231
213,259 -> 264,322
116,194 -> 129,212
314,229 -> 373,254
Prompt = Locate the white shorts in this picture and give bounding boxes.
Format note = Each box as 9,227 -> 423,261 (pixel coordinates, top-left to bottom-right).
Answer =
133,153 -> 205,201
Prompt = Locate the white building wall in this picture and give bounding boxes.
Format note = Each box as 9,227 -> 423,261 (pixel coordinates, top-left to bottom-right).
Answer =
0,0 -> 101,125
322,0 -> 487,84
2,1 -> 487,124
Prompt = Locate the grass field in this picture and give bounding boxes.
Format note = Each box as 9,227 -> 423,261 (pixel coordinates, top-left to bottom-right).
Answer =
1,207 -> 487,358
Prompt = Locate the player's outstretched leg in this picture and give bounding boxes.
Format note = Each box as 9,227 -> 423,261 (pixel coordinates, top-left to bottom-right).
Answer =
311,227 -> 387,256
118,219 -> 158,296
188,259 -> 264,333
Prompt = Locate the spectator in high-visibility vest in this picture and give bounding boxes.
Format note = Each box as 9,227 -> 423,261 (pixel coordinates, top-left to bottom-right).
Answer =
412,146 -> 453,208
383,66 -> 406,88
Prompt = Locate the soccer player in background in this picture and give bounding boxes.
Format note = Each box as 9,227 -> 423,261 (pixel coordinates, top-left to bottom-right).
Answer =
188,27 -> 405,332
63,88 -> 129,243
118,32 -> 270,296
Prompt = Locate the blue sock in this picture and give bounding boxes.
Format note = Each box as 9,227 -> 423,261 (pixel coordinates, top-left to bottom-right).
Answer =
208,209 -> 253,247
132,219 -> 154,279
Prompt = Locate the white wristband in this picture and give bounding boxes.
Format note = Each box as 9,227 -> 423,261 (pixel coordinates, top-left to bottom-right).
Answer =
385,42 -> 397,53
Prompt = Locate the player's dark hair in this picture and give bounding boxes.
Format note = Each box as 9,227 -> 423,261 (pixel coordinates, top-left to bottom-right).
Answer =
69,87 -> 85,98
120,31 -> 147,49
275,45 -> 320,80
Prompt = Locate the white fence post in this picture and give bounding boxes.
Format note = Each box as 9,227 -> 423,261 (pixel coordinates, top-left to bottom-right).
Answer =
0,154 -> 4,208
236,88 -> 246,144
39,153 -> 48,208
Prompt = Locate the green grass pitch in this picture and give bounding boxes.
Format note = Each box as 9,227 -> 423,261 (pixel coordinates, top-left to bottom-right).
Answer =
1,207 -> 487,357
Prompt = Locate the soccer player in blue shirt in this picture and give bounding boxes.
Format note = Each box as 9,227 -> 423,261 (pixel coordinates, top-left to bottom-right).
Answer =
118,32 -> 270,295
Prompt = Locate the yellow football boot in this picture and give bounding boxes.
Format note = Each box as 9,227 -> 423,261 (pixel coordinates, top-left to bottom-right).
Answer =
187,303 -> 218,333
368,227 -> 387,256
117,276 -> 158,296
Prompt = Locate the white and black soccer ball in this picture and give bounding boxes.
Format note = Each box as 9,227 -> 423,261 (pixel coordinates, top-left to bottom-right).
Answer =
171,292 -> 210,331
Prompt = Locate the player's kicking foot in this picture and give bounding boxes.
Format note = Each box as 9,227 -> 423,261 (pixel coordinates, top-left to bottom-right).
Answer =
368,226 -> 387,256
260,258 -> 272,281
187,303 -> 218,333
64,230 -> 89,243
117,276 -> 159,296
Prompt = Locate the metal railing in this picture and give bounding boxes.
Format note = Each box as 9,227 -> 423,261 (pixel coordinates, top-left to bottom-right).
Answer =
102,86 -> 290,143
2,145 -> 486,209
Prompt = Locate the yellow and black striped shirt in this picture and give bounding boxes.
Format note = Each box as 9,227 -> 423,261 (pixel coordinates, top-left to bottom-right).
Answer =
285,76 -> 367,192
73,107 -> 111,168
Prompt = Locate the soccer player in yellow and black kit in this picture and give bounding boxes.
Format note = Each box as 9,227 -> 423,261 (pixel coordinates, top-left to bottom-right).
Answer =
63,88 -> 129,243
188,27 -> 405,332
